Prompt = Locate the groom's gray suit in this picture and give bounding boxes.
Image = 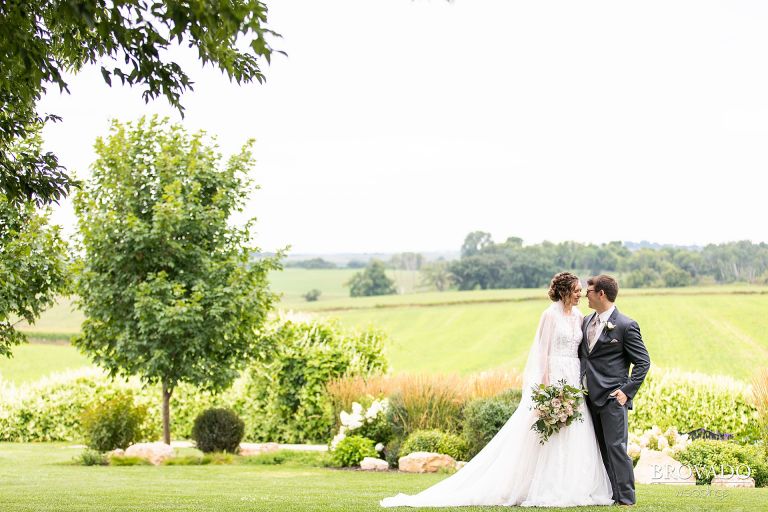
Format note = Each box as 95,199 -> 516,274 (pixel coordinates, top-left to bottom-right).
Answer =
579,307 -> 650,505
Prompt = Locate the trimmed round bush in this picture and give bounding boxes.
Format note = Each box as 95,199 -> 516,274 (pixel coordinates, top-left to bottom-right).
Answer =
80,392 -> 147,452
331,435 -> 377,467
400,429 -> 469,461
191,408 -> 245,454
462,389 -> 521,458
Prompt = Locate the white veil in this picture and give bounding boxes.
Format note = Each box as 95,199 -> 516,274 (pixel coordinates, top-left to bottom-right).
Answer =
380,300 -> 584,508
518,301 -> 563,410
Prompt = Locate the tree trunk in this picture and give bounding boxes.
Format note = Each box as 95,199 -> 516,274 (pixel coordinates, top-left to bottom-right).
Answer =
162,382 -> 173,445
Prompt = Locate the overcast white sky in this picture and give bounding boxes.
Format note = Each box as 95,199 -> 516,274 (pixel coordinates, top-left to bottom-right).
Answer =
39,0 -> 768,255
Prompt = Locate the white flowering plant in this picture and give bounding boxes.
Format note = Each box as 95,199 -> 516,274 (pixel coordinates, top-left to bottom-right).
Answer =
530,379 -> 584,444
628,425 -> 692,462
330,398 -> 392,452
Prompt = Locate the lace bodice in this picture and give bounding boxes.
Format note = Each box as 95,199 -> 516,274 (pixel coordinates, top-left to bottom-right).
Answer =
549,305 -> 583,358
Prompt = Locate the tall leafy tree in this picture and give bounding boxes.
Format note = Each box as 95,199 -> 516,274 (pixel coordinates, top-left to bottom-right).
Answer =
1,0 -> 280,206
0,194 -> 68,357
346,260 -> 396,297
461,231 -> 493,258
73,116 -> 283,444
419,260 -> 453,291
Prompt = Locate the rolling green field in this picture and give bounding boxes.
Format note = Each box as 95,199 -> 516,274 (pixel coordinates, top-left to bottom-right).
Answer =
271,268 -> 423,307
329,292 -> 768,379
4,269 -> 768,385
0,443 -> 765,512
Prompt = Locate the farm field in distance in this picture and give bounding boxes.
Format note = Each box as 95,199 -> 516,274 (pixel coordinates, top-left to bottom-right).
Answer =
3,269 -> 766,384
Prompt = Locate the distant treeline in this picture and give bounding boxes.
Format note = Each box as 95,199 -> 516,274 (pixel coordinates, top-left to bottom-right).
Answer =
448,232 -> 768,289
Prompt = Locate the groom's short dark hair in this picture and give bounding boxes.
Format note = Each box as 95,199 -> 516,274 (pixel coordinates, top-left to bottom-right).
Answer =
588,275 -> 618,302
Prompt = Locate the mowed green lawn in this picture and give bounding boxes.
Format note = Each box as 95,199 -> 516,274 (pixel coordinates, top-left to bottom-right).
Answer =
0,443 -> 764,512
4,269 -> 768,384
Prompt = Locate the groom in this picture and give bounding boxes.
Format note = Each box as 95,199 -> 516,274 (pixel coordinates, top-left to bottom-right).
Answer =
580,275 -> 650,506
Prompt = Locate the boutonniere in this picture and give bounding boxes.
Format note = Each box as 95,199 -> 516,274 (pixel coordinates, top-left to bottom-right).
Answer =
606,322 -> 616,331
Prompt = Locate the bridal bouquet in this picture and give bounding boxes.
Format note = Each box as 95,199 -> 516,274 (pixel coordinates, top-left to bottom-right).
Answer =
530,379 -> 584,444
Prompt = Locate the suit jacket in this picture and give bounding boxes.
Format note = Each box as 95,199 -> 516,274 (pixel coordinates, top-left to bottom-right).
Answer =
579,307 -> 650,409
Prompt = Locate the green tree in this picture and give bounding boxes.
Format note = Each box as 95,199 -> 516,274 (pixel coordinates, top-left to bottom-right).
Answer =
461,231 -> 493,258
0,193 -> 68,357
73,116 -> 282,444
389,252 -> 424,271
346,260 -> 396,297
419,260 -> 453,291
1,0 -> 280,207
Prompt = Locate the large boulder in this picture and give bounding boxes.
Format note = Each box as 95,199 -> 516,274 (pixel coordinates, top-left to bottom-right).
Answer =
238,442 -> 280,456
633,449 -> 695,485
125,442 -> 174,465
398,452 -> 456,473
360,457 -> 390,471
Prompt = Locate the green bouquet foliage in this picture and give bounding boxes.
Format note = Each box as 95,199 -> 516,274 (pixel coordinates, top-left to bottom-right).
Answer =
530,379 -> 584,444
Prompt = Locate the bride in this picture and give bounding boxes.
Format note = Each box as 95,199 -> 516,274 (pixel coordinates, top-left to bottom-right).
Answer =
380,272 -> 614,507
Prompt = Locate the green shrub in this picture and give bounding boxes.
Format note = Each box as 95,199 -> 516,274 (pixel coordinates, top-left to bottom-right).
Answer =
331,435 -> 377,467
0,368 -> 220,443
675,440 -> 768,487
400,429 -> 469,461
630,369 -> 760,444
462,389 -> 521,458
232,316 -> 388,443
80,392 -> 147,451
303,289 -> 321,301
353,410 -> 393,445
192,408 -> 245,454
77,448 -> 108,466
383,437 -> 402,469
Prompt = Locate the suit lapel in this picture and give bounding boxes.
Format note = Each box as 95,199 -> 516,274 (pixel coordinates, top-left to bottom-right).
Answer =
591,307 -> 620,354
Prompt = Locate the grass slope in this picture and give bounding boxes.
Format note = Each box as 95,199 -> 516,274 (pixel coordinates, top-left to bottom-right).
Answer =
326,292 -> 768,379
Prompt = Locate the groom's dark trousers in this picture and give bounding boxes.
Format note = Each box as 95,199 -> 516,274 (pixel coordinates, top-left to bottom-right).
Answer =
580,307 -> 650,506
586,395 -> 635,505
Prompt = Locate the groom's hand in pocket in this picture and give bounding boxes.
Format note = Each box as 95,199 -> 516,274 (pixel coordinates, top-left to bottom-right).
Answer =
610,389 -> 627,406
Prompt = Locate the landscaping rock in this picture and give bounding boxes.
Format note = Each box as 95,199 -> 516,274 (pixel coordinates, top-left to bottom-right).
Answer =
125,442 -> 174,465
360,457 -> 389,471
633,449 -> 695,485
398,452 -> 456,473
239,442 -> 280,456
711,475 -> 755,488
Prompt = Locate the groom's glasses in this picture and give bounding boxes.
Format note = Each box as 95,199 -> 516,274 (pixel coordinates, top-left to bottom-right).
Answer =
584,288 -> 599,296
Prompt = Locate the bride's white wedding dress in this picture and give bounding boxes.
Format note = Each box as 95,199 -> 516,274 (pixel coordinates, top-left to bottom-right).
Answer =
380,301 -> 614,508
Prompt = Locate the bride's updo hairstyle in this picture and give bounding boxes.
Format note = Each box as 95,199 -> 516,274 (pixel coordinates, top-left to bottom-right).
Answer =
548,272 -> 579,302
